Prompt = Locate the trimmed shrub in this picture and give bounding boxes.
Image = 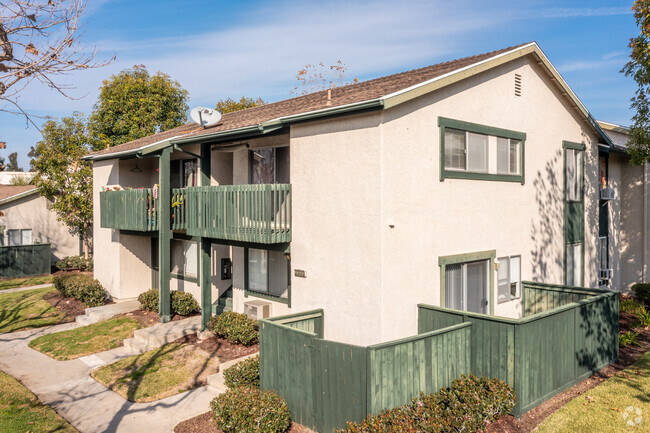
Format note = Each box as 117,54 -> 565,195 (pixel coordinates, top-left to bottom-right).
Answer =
55,255 -> 93,272
632,283 -> 650,303
208,312 -> 259,346
337,374 -> 516,433
171,290 -> 200,316
138,289 -> 159,312
210,387 -> 291,433
224,355 -> 260,389
53,274 -> 107,307
137,289 -> 200,316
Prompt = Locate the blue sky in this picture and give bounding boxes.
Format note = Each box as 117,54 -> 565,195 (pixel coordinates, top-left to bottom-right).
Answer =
0,0 -> 637,169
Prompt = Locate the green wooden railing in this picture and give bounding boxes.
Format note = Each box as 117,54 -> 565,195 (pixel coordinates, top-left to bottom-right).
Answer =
100,189 -> 159,231
171,188 -> 187,230
186,184 -> 291,243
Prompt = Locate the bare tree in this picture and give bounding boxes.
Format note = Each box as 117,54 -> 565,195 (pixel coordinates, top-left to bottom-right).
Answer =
0,0 -> 112,128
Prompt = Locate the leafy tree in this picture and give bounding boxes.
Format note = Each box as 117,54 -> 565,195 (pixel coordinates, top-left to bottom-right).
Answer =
0,155 -> 4,171
623,0 -> 650,163
291,60 -> 358,95
6,152 -> 22,171
89,65 -> 189,148
27,145 -> 39,171
32,113 -> 95,258
0,0 -> 111,131
215,97 -> 265,114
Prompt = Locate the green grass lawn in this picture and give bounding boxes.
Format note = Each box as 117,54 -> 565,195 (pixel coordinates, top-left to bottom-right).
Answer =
0,275 -> 53,291
536,351 -> 650,432
0,369 -> 78,433
29,317 -> 143,360
0,287 -> 67,333
92,342 -> 219,402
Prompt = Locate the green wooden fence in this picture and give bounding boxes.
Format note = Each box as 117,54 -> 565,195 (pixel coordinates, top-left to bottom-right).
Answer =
260,310 -> 472,433
418,281 -> 619,416
0,244 -> 51,278
186,184 -> 291,243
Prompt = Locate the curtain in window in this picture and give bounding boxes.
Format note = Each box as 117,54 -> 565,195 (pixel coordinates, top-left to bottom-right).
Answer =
445,263 -> 463,310
8,230 -> 20,246
510,256 -> 520,298
251,148 -> 275,184
184,241 -> 197,277
497,257 -> 510,303
248,249 -> 268,292
467,132 -> 488,172
444,129 -> 466,170
497,137 -> 509,174
509,140 -> 520,174
21,229 -> 32,245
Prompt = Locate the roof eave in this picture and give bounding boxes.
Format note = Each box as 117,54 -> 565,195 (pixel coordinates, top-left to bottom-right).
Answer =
0,188 -> 39,205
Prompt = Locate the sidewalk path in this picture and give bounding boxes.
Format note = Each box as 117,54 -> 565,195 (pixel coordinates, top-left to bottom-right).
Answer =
1,283 -> 54,293
0,322 -> 219,433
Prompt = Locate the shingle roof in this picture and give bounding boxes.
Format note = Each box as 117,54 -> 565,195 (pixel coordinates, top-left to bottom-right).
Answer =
90,43 -> 531,158
0,185 -> 37,202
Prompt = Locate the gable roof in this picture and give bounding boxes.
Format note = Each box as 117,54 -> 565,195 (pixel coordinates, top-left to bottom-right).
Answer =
0,185 -> 38,205
84,42 -> 612,161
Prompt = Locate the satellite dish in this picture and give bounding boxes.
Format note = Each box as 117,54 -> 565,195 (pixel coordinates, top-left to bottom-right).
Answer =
190,106 -> 222,127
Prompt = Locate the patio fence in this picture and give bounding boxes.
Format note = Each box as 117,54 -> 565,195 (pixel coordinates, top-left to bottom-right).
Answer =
260,310 -> 471,433
260,282 -> 619,432
0,244 -> 51,278
418,281 -> 619,416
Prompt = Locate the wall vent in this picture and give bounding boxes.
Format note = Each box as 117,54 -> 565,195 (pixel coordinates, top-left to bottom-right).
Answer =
514,73 -> 522,97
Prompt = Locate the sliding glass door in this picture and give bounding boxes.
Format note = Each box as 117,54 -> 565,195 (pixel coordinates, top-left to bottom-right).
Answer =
445,260 -> 489,314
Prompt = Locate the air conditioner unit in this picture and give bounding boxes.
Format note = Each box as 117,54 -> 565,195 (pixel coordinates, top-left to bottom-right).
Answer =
600,187 -> 615,200
599,268 -> 613,280
244,300 -> 271,320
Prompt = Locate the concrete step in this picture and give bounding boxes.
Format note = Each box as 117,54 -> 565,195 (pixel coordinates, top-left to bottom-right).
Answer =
75,300 -> 141,326
206,352 -> 258,393
123,316 -> 202,354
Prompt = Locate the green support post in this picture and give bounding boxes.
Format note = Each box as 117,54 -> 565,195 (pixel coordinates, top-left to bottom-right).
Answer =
158,147 -> 172,322
200,142 -> 212,330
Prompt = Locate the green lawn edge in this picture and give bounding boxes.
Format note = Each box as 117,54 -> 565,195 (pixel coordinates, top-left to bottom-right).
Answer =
0,275 -> 54,291
0,287 -> 66,333
29,317 -> 142,360
536,350 -> 650,432
0,369 -> 78,433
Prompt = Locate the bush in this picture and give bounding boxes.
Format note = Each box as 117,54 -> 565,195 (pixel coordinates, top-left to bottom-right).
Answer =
210,387 -> 291,433
55,255 -> 93,272
208,312 -> 259,346
338,374 -> 516,433
137,289 -> 200,316
138,289 -> 159,312
224,355 -> 260,389
171,290 -> 200,316
631,283 -> 650,303
53,274 -> 107,307
620,297 -> 645,316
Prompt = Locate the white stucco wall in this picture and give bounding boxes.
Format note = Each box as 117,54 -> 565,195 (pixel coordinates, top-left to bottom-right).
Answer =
0,193 -> 80,263
280,54 -> 601,345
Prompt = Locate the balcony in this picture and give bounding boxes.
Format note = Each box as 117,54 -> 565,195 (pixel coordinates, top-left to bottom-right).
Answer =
99,184 -> 291,244
185,184 -> 291,243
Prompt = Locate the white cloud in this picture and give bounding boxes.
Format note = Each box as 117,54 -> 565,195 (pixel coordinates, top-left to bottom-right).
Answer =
531,7 -> 632,19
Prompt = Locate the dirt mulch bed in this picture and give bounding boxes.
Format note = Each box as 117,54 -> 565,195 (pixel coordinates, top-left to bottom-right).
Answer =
174,411 -> 315,433
487,314 -> 650,433
174,333 -> 259,363
43,291 -> 87,322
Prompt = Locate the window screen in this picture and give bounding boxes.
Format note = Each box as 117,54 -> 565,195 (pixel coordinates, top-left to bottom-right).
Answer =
445,263 -> 463,310
444,129 -> 466,170
467,132 -> 488,172
497,257 -> 510,303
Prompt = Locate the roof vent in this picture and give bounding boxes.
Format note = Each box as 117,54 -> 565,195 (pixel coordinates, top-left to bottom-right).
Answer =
514,73 -> 522,97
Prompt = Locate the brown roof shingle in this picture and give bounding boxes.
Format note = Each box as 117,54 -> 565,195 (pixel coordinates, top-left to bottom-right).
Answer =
91,43 -> 531,158
0,185 -> 37,201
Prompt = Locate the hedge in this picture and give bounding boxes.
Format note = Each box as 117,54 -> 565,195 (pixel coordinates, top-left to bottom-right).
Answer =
53,274 -> 107,307
208,312 -> 259,346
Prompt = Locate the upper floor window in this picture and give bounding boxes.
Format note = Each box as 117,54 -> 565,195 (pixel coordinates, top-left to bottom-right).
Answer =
565,148 -> 583,202
439,117 -> 525,184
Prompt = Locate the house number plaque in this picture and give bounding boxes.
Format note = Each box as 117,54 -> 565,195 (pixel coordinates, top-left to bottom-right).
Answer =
294,269 -> 306,278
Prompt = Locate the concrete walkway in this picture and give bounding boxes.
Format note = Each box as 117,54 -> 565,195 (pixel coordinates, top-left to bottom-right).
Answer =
1,283 -> 54,293
0,320 -> 221,432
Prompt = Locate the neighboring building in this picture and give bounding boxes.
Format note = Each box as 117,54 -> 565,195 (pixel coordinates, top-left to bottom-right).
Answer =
0,185 -> 80,264
597,121 -> 650,291
0,171 -> 34,185
85,42 -> 620,346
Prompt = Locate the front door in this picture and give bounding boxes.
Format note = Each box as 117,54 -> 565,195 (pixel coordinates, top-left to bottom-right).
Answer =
445,260 -> 489,314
